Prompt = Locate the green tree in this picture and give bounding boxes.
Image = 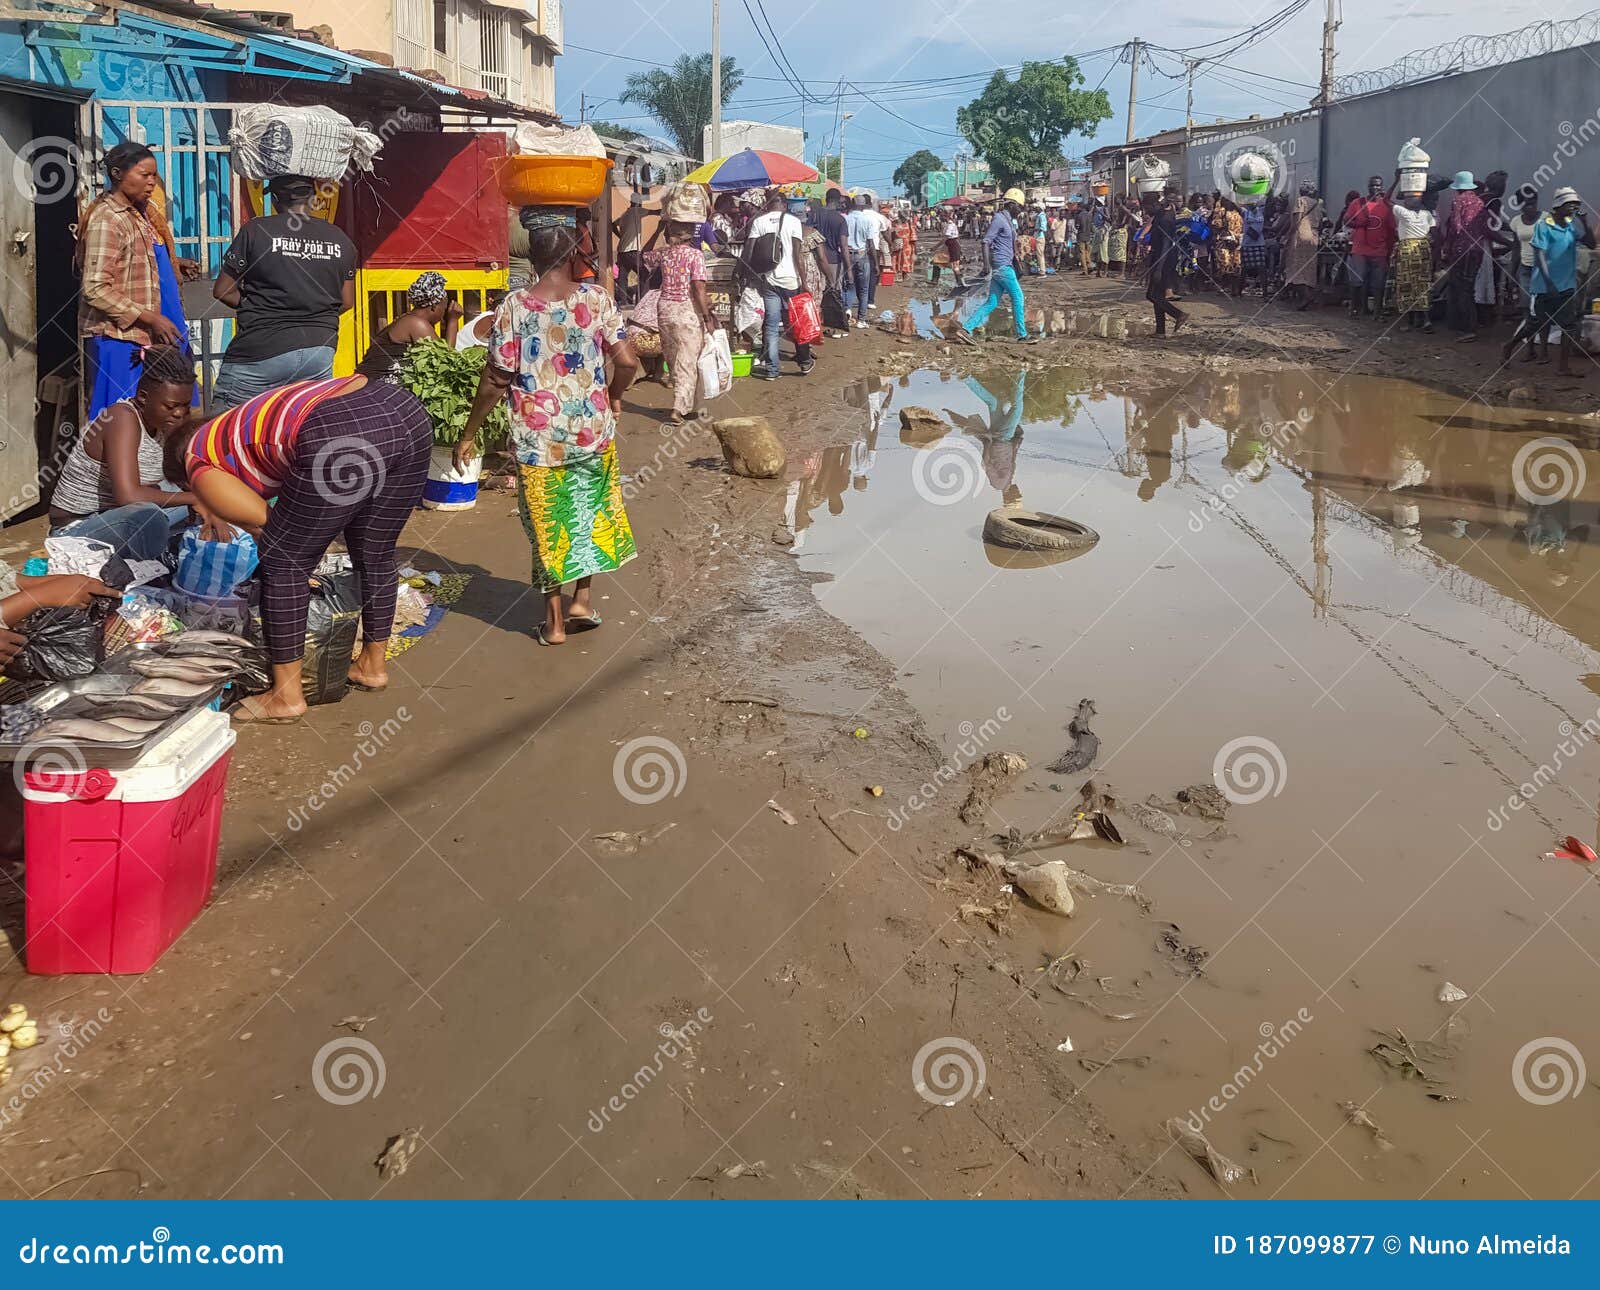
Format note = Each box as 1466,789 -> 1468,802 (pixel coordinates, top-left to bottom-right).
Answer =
956,58 -> 1111,188
586,120 -> 646,145
816,154 -> 842,182
619,53 -> 745,159
892,149 -> 943,200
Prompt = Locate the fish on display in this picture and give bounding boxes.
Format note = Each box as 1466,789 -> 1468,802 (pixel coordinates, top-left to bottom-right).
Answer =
77,695 -> 183,720
128,655 -> 238,682
166,638 -> 258,660
33,718 -> 150,744
131,677 -> 219,700
175,630 -> 254,649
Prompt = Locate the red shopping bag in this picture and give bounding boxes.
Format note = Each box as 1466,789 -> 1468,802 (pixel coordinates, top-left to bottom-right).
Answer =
787,291 -> 823,346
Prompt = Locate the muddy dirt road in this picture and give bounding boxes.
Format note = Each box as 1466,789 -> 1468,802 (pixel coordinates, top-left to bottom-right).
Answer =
1,273 -> 1597,1199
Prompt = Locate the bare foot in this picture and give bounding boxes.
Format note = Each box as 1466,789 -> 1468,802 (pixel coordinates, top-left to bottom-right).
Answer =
233,693 -> 307,724
347,661 -> 388,691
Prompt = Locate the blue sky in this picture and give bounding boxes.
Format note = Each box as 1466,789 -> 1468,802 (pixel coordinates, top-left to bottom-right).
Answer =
554,1 -> 1593,192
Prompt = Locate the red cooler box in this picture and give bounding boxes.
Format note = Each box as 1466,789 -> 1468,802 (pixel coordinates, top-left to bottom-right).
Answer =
23,709 -> 236,975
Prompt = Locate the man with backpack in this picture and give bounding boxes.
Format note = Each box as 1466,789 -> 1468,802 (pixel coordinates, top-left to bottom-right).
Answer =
743,189 -> 814,380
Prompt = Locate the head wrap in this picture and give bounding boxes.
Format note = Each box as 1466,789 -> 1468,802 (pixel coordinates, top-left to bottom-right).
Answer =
407,271 -> 448,308
518,205 -> 579,232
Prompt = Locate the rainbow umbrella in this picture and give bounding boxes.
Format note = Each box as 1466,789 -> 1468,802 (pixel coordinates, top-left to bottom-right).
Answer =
684,149 -> 819,192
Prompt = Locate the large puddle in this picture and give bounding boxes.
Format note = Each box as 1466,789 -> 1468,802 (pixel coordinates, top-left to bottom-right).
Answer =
788,366 -> 1600,1198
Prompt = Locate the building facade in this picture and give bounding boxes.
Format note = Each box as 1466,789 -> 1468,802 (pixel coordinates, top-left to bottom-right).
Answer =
235,0 -> 561,113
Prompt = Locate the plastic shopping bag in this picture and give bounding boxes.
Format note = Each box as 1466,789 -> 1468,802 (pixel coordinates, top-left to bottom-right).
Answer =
787,291 -> 822,346
5,599 -> 117,682
732,287 -> 765,339
697,329 -> 734,401
174,528 -> 259,599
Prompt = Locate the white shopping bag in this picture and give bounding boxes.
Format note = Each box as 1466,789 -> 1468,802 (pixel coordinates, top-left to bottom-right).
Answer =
732,286 -> 765,339
698,328 -> 734,401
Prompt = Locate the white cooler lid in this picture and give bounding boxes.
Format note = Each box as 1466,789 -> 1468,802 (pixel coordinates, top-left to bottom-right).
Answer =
28,709 -> 236,804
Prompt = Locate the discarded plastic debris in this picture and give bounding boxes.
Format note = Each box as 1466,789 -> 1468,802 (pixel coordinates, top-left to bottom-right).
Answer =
1046,699 -> 1099,775
1155,923 -> 1208,975
1548,835 -> 1598,863
695,1160 -> 769,1182
592,822 -> 678,856
1368,1027 -> 1454,1086
1008,860 -> 1077,917
958,751 -> 1029,825
335,1016 -> 377,1033
1437,981 -> 1468,1005
1338,1101 -> 1394,1152
1056,1038 -> 1075,1054
376,1127 -> 423,1181
1078,1053 -> 1153,1073
852,727 -> 870,740
765,800 -> 798,826
866,785 -> 884,798
1165,1117 -> 1249,1188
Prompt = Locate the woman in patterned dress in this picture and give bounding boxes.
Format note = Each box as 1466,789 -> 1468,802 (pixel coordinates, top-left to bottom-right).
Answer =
643,222 -> 719,424
454,207 -> 641,646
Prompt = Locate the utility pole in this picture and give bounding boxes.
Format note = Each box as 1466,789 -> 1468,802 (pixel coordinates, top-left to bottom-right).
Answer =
1318,0 -> 1341,104
840,111 -> 854,187
1125,38 -> 1141,143
1183,60 -> 1195,136
709,0 -> 722,160
579,92 -> 586,124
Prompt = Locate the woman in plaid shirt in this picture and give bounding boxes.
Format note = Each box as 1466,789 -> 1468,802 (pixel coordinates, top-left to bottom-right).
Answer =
77,142 -> 196,418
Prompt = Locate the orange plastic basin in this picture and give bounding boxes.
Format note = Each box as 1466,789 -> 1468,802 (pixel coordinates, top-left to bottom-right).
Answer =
494,155 -> 613,207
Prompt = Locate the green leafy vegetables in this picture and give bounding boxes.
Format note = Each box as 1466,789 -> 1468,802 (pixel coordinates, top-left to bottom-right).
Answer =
396,337 -> 508,451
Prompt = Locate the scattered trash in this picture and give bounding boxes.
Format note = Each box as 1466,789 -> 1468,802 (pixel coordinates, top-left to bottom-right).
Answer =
852,727 -> 870,740
592,822 -> 678,856
335,1016 -> 376,1033
866,785 -> 884,797
1078,1053 -> 1153,1073
1338,1101 -> 1394,1152
376,1127 -> 423,1181
1008,860 -> 1076,917
1155,924 -> 1208,975
1548,835 -> 1598,863
695,1159 -> 769,1182
765,799 -> 798,826
1124,799 -> 1185,844
1368,1027 -> 1452,1086
1056,1038 -> 1075,1053
957,751 -> 1028,825
1166,1117 -> 1249,1188
1046,699 -> 1100,775
1176,784 -> 1230,821
1437,981 -> 1468,1005
1425,1092 -> 1461,1103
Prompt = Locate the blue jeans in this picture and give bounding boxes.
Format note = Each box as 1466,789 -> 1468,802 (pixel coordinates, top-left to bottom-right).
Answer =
51,503 -> 189,563
212,344 -> 336,411
849,254 -> 876,320
760,285 -> 813,374
964,266 -> 1028,338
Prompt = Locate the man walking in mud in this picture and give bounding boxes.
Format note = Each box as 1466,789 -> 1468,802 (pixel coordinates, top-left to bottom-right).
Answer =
955,188 -> 1036,345
1145,188 -> 1188,339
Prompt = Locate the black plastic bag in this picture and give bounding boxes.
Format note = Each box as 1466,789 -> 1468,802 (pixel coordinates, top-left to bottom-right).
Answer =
6,599 -> 116,682
247,571 -> 361,706
821,285 -> 850,331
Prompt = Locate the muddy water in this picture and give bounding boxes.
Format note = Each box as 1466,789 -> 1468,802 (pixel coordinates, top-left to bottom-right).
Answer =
787,366 -> 1600,1198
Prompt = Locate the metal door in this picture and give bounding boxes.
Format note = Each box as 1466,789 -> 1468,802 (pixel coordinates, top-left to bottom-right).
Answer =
0,92 -> 39,521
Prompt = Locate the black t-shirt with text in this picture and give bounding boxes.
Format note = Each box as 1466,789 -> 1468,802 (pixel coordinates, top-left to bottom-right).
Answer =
220,214 -> 357,363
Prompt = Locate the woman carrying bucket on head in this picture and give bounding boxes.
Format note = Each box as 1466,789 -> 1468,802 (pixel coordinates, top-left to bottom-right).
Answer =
453,205 -> 640,647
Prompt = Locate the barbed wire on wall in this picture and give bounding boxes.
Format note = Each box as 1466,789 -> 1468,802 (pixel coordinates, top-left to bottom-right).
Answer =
1332,10 -> 1600,98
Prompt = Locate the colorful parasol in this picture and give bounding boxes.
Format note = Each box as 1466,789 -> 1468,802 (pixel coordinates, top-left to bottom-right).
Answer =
683,149 -> 819,192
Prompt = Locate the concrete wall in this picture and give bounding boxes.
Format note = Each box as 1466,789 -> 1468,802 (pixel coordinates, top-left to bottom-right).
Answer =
704,119 -> 804,162
1323,43 -> 1600,207
1186,113 -> 1320,200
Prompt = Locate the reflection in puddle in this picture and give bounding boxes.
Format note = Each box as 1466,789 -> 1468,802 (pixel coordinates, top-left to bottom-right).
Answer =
787,364 -> 1600,1198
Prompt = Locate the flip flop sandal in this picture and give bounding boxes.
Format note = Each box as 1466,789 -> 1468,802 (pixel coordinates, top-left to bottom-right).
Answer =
565,613 -> 603,633
232,706 -> 305,726
346,679 -> 388,693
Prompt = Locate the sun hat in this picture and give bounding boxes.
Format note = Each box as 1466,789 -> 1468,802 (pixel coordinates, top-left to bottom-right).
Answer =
1552,186 -> 1582,207
1449,170 -> 1477,190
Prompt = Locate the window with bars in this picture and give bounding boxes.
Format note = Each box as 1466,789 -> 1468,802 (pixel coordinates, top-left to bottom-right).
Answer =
480,7 -> 508,98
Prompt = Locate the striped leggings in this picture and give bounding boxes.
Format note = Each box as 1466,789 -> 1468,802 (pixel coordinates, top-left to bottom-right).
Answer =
257,381 -> 432,664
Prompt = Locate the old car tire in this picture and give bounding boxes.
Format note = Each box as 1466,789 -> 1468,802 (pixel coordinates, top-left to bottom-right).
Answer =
982,508 -> 1100,552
